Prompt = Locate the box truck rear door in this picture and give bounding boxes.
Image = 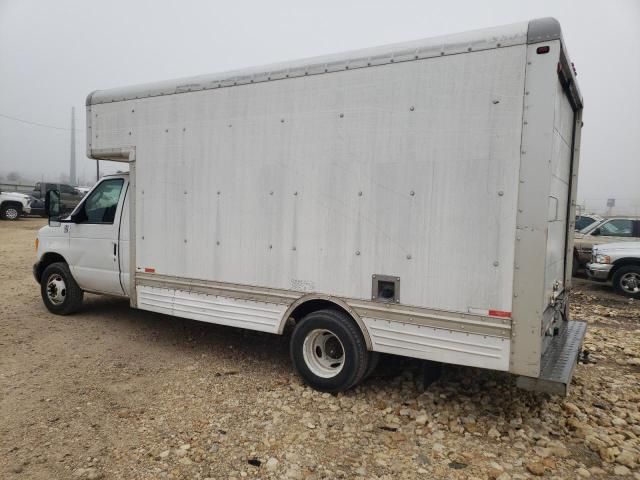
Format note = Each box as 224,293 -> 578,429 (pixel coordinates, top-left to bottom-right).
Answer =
543,79 -> 575,307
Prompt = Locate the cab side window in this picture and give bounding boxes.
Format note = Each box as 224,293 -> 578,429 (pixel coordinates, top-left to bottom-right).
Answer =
76,179 -> 124,224
599,219 -> 633,237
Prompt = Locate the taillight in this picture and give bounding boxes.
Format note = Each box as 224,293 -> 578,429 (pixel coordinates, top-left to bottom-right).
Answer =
536,46 -> 550,54
35,237 -> 39,252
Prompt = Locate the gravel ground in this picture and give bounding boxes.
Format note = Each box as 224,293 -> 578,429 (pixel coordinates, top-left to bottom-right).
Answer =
1,218 -> 639,479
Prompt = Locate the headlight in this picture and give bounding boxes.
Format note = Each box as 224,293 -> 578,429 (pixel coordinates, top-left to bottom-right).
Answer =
595,254 -> 611,264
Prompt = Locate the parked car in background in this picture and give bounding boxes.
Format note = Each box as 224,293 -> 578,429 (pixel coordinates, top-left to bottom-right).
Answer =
587,242 -> 640,298
575,214 -> 602,231
573,217 -> 640,274
0,191 -> 31,220
27,195 -> 46,217
32,182 -> 83,214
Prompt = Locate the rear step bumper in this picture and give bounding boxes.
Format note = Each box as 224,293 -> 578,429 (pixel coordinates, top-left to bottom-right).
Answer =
516,320 -> 587,396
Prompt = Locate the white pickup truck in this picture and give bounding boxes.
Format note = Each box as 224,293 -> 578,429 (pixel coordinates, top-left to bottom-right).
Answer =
0,191 -> 31,220
587,242 -> 640,298
34,18 -> 586,394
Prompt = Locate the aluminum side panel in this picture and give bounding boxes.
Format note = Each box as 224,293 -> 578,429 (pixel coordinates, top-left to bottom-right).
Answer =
90,46 -> 527,316
364,318 -> 510,370
137,285 -> 286,333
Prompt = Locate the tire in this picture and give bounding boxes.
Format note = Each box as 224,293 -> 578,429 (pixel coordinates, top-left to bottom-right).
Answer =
612,265 -> 640,299
0,203 -> 21,221
40,262 -> 84,314
290,309 -> 368,392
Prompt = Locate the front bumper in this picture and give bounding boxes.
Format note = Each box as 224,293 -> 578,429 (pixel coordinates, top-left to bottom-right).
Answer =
33,262 -> 42,284
586,262 -> 612,281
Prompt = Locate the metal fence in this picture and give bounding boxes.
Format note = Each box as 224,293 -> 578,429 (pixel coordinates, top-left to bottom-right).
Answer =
0,183 -> 36,195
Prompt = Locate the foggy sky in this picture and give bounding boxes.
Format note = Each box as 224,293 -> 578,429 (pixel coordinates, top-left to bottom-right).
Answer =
0,0 -> 638,208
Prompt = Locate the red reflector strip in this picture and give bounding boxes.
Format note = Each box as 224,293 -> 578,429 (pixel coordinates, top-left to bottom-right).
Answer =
536,45 -> 550,54
144,267 -> 155,273
488,309 -> 511,318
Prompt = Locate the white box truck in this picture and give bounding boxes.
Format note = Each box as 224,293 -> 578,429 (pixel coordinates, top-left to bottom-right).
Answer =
35,18 -> 585,394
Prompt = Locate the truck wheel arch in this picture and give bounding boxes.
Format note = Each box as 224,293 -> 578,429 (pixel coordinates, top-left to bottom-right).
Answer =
610,258 -> 640,280
278,295 -> 372,350
35,252 -> 68,283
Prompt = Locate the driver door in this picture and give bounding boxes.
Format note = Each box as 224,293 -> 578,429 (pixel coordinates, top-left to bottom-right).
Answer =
67,177 -> 127,295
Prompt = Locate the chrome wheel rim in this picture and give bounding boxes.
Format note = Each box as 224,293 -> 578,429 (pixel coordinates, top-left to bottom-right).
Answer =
620,272 -> 640,294
302,329 -> 345,378
5,207 -> 18,220
46,274 -> 67,305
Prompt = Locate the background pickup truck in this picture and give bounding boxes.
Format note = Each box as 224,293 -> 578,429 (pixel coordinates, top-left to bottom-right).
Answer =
0,191 -> 31,220
587,242 -> 640,298
32,182 -> 84,214
573,217 -> 640,273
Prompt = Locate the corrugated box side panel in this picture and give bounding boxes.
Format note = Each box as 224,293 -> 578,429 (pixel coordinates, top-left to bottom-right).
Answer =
90,45 -> 526,316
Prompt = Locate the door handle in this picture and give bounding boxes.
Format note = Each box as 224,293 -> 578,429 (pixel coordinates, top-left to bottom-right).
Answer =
113,242 -> 117,256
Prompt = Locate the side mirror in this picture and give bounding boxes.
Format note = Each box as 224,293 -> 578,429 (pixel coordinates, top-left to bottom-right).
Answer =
45,190 -> 61,226
591,228 -> 601,236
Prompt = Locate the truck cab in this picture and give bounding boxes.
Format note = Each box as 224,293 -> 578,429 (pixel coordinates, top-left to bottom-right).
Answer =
33,174 -> 131,313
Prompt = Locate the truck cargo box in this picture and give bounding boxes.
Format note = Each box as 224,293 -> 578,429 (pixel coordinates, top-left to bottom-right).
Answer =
80,17 -> 584,393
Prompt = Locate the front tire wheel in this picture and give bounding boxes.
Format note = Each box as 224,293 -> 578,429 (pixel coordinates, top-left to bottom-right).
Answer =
0,204 -> 21,220
290,309 -> 368,392
612,266 -> 640,299
40,262 -> 84,314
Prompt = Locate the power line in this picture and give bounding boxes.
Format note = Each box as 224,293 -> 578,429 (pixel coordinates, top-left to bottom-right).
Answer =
0,112 -> 83,132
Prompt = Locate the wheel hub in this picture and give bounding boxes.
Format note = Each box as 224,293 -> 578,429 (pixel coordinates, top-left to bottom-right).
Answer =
5,208 -> 18,220
46,274 -> 67,305
621,272 -> 640,294
303,329 -> 345,378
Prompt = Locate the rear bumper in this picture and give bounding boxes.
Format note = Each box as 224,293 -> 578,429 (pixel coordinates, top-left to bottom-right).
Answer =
586,263 -> 612,281
516,320 -> 587,396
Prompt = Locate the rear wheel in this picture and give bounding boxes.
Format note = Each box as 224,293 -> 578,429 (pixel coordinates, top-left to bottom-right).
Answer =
40,262 -> 84,314
612,266 -> 640,299
290,309 -> 368,392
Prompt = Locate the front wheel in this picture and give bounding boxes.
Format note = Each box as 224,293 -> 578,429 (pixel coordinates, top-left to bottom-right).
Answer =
0,204 -> 21,220
612,266 -> 640,299
290,309 -> 368,392
40,262 -> 84,314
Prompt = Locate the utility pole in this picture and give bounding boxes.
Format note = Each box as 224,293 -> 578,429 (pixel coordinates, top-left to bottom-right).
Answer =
70,107 -> 76,185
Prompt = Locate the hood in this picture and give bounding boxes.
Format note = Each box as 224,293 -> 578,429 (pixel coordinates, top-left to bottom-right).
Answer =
593,242 -> 640,252
1,191 -> 29,201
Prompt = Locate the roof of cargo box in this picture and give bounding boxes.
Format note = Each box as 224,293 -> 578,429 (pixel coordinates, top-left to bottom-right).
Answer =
88,17 -> 580,107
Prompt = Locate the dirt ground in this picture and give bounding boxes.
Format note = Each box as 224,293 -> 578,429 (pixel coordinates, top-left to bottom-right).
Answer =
1,218 -> 639,480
